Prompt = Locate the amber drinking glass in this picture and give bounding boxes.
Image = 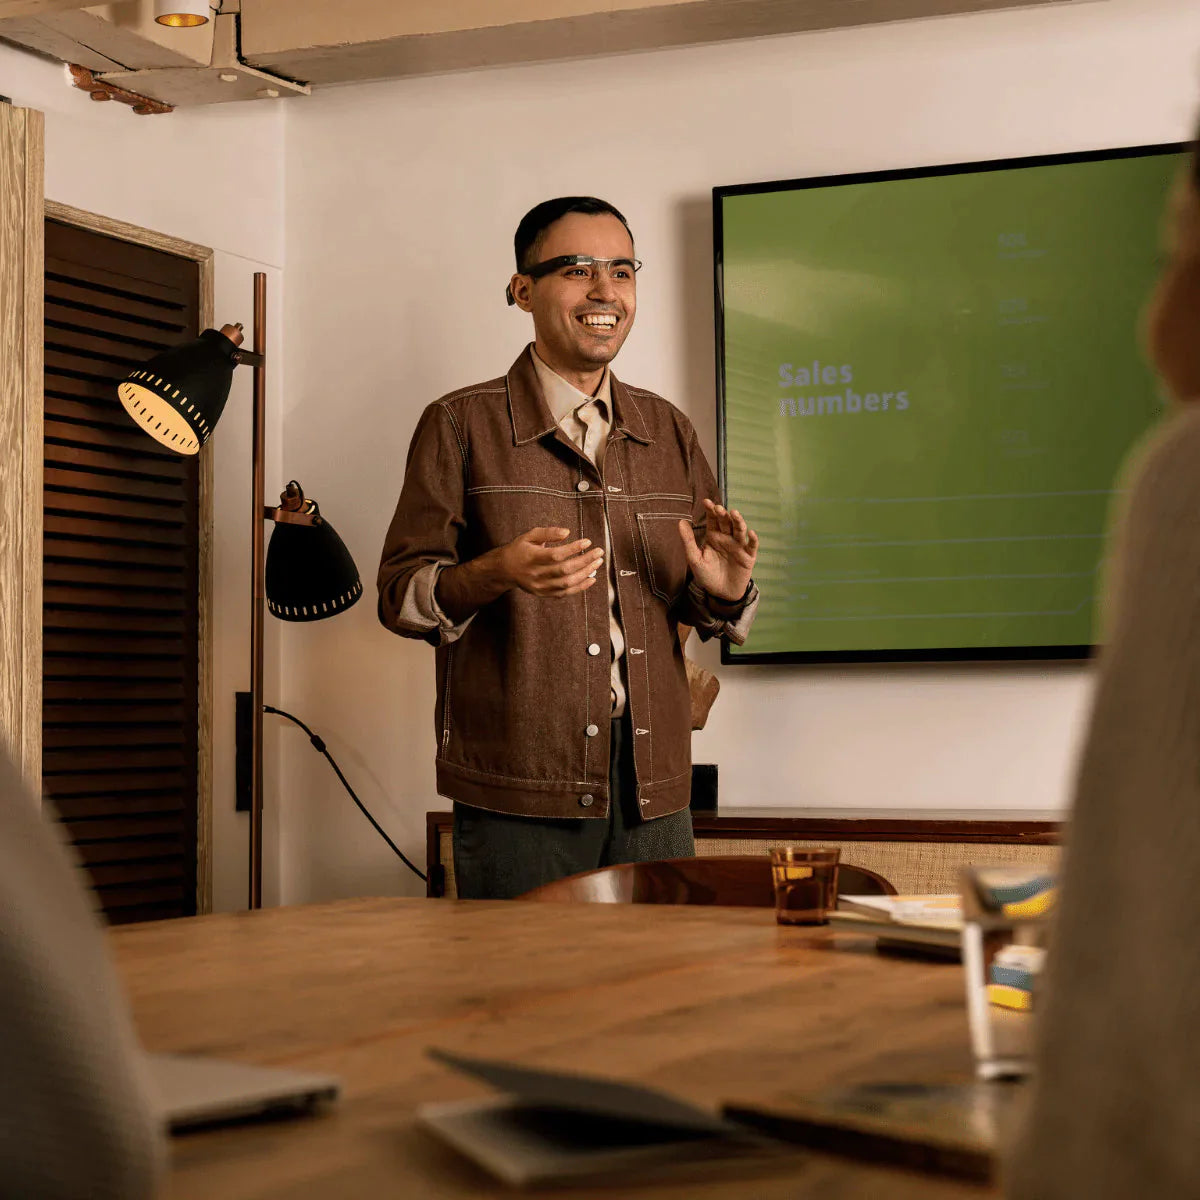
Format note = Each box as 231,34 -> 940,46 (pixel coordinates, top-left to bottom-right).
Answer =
770,847 -> 841,925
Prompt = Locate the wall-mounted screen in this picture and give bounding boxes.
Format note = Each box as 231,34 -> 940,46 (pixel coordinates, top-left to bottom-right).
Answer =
715,144 -> 1186,664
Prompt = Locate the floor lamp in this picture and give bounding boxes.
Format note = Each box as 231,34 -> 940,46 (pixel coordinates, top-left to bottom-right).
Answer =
116,272 -> 362,909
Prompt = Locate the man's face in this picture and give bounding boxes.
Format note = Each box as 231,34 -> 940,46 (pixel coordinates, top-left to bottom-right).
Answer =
1145,172 -> 1200,403
509,212 -> 638,374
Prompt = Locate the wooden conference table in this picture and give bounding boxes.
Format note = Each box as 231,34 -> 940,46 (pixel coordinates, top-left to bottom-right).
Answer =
109,898 -> 996,1198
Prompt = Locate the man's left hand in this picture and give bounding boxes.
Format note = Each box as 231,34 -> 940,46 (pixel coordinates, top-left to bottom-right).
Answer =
678,499 -> 759,602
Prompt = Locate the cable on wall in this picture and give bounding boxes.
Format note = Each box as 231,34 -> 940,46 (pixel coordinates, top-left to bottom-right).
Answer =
265,705 -> 427,884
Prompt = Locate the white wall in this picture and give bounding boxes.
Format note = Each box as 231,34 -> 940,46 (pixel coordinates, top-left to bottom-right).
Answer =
3,1 -> 1193,910
278,0 -> 1200,904
1,45 -> 287,912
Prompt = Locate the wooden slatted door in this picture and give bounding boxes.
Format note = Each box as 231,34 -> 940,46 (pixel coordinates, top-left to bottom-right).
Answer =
43,218 -> 201,924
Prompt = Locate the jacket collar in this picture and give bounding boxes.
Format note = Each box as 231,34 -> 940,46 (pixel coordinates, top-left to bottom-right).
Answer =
506,345 -> 653,447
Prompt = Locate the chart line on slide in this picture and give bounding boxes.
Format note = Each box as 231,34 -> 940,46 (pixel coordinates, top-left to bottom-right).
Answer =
776,601 -> 1092,623
788,488 -> 1121,505
793,533 -> 1107,550
787,571 -> 1097,586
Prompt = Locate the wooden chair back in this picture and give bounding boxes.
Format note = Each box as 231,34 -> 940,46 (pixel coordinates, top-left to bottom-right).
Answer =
518,855 -> 896,906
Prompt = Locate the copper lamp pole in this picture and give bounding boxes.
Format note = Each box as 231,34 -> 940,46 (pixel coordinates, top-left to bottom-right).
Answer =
249,272 -> 267,909
214,275 -> 269,909
212,275 -> 268,908
214,274 -> 354,908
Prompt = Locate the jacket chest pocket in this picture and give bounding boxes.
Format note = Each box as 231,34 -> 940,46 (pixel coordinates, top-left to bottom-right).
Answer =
636,510 -> 692,603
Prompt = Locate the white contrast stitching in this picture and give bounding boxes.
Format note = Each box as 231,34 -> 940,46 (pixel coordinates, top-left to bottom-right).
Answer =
464,486 -> 691,502
642,767 -> 692,786
635,511 -> 691,603
439,759 -> 604,788
439,403 -> 468,469
612,447 -> 653,782
466,485 -> 602,499
441,644 -> 454,752
442,384 -> 506,402
579,485 -> 590,780
605,492 -> 691,503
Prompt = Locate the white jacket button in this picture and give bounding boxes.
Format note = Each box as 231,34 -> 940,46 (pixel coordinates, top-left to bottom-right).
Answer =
587,643 -> 601,656
585,724 -> 599,737
577,480 -> 590,492
579,794 -> 594,807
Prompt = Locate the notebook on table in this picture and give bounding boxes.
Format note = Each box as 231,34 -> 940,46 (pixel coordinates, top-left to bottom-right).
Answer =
829,894 -> 963,958
417,1048 -> 788,1187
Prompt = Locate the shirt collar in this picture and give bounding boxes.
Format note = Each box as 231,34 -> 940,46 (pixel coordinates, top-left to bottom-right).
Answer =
530,345 -> 611,425
506,346 -> 652,446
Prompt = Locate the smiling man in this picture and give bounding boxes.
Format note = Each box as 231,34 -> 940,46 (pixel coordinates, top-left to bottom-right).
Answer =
377,196 -> 759,899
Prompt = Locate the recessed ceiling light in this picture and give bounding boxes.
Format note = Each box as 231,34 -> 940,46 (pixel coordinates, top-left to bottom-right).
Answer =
154,0 -> 209,27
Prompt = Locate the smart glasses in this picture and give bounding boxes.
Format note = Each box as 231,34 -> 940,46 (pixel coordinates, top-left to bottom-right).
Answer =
506,254 -> 642,305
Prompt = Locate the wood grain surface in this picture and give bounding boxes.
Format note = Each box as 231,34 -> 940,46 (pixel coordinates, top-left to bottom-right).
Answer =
0,102 -> 43,795
110,898 -> 994,1198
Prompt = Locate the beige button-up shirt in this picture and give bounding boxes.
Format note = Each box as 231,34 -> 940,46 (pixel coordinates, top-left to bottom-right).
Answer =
529,348 -> 627,718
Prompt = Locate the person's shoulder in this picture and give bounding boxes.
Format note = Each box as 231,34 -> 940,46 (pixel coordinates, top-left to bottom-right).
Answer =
1121,406 -> 1200,517
617,380 -> 697,438
618,380 -> 690,420
619,380 -> 671,408
410,376 -> 509,448
429,375 -> 509,418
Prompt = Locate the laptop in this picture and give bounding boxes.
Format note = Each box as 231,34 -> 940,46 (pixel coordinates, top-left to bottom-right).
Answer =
143,1051 -> 341,1132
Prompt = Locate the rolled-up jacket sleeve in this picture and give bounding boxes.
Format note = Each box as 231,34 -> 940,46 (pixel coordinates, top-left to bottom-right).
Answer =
682,579 -> 760,645
377,402 -> 474,647
673,419 -> 760,644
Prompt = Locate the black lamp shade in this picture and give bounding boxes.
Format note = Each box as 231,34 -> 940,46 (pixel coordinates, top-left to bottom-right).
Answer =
117,328 -> 240,455
266,505 -> 363,622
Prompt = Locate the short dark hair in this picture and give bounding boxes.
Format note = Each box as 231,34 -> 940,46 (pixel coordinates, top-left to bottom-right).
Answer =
514,197 -> 633,273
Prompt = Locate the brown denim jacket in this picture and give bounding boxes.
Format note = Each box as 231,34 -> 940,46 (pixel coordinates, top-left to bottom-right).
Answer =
377,348 -> 757,821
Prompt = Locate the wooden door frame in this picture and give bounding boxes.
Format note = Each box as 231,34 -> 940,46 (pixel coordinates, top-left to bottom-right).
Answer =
0,101 -> 45,801
0,101 -> 216,914
46,202 -> 216,915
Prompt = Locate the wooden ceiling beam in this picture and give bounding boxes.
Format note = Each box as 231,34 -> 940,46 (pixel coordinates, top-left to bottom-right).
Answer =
0,0 -> 1095,106
240,0 -> 1092,86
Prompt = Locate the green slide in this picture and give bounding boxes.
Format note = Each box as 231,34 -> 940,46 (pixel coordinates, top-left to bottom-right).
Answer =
718,149 -> 1182,659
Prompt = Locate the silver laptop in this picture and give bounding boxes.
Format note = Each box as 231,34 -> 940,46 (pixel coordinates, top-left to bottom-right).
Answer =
143,1051 -> 340,1131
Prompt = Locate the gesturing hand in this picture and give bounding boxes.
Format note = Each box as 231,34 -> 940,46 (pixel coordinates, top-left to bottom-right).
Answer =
495,526 -> 604,598
677,500 -> 759,602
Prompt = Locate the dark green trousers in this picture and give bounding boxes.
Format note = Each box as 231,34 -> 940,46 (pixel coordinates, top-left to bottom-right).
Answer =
452,714 -> 695,900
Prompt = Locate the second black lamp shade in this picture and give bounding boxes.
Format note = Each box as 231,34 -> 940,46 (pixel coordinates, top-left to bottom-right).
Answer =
265,483 -> 363,621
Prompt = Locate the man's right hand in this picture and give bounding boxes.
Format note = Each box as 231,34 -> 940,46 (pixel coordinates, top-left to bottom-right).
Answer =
435,527 -> 603,623
493,527 -> 604,598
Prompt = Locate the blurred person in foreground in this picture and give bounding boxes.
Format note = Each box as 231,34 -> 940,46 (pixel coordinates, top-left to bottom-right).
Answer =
0,748 -> 164,1198
1005,137 -> 1200,1197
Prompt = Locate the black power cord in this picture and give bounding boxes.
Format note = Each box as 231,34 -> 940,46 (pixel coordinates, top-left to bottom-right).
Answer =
264,704 -> 427,884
